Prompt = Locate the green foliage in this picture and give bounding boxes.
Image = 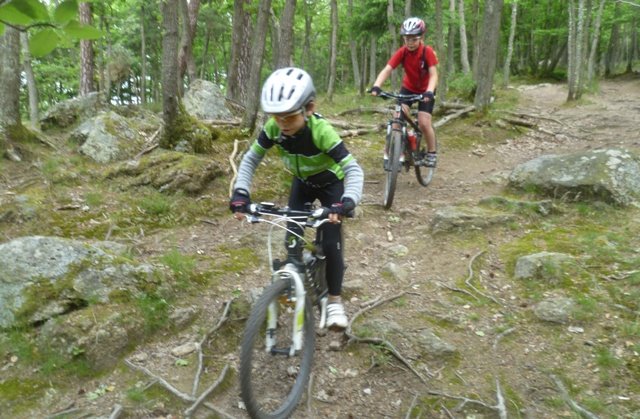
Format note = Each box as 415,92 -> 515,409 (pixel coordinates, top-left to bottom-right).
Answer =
136,293 -> 169,333
0,0 -> 102,57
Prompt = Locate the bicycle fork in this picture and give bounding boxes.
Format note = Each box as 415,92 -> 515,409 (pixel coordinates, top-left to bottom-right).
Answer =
266,266 -> 307,356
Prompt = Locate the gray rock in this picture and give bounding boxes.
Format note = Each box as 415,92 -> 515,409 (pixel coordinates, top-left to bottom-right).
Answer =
533,296 -> 575,324
416,328 -> 458,356
431,205 -> 516,233
183,79 -> 233,120
509,149 -> 640,206
0,236 -> 152,328
514,252 -> 577,282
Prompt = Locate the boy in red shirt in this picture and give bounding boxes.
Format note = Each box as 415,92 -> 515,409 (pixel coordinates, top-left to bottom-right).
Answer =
371,17 -> 439,167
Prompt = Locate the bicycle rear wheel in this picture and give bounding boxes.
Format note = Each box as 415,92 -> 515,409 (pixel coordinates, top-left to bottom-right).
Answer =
240,277 -> 315,419
383,130 -> 402,209
415,137 -> 437,187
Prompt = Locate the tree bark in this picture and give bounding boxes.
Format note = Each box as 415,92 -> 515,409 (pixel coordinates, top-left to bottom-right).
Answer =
605,1 -> 621,77
241,0 -> 272,131
458,0 -> 471,74
79,2 -> 95,95
587,0 -> 605,82
386,0 -> 398,89
276,0 -> 296,68
502,0 -> 517,87
21,32 -> 39,126
227,0 -> 252,105
447,0 -> 456,75
161,0 -> 180,146
327,0 -> 338,101
348,0 -> 361,89
140,4 -> 147,104
369,35 -> 377,86
474,0 -> 504,111
435,0 -> 447,101
0,26 -> 21,129
178,0 -> 200,89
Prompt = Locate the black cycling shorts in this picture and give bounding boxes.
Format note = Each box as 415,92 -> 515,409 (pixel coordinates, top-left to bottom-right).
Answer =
400,87 -> 435,114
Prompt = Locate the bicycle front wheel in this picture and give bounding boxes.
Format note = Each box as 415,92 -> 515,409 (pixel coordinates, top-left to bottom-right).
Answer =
415,137 -> 437,187
384,130 -> 402,209
240,277 -> 316,419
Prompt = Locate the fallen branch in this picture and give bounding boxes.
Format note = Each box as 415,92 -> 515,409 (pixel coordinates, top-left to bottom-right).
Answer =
228,139 -> 249,197
434,105 -> 475,129
427,378 -> 508,417
134,127 -> 162,160
192,299 -> 234,395
465,250 -> 502,306
506,110 -> 563,125
185,365 -> 230,417
492,327 -> 517,350
345,291 -> 432,384
549,374 -> 600,419
501,116 -> 537,128
334,106 -> 390,116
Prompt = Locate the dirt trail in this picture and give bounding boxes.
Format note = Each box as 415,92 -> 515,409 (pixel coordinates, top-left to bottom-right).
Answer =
15,76 -> 640,419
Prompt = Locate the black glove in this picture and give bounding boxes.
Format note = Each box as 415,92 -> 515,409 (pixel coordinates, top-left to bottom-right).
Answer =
229,188 -> 251,213
422,91 -> 435,102
329,197 -> 356,216
370,86 -> 382,96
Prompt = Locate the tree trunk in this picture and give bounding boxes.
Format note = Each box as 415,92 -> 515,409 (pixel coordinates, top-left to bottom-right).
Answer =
435,0 -> 447,101
369,35 -> 377,86
348,0 -> 361,89
177,0 -> 200,87
21,32 -> 39,126
161,0 -> 180,147
587,0 -> 605,82
79,2 -> 95,95
474,0 -> 504,111
471,0 -> 481,77
502,0 -> 517,87
626,16 -> 637,73
140,4 -> 147,105
458,0 -> 471,74
327,0 -> 338,101
276,0 -> 296,68
227,0 -> 252,105
386,0 -> 398,89
241,0 -> 272,131
301,2 -> 312,69
605,1 -> 621,77
404,0 -> 412,17
0,26 -> 21,130
447,0 -> 456,75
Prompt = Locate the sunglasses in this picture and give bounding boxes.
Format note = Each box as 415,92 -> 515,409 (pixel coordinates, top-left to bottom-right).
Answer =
403,36 -> 421,43
271,109 -> 303,123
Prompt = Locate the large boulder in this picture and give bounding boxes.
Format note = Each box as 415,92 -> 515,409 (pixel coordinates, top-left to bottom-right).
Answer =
69,111 -> 147,163
183,79 -> 233,120
0,236 -> 152,328
40,92 -> 107,130
508,149 -> 640,206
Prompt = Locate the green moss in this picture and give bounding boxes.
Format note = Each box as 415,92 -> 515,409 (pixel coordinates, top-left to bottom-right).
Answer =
160,104 -> 216,153
0,378 -> 48,414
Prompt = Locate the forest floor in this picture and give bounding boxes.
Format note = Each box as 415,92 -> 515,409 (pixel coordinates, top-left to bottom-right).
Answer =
3,74 -> 640,419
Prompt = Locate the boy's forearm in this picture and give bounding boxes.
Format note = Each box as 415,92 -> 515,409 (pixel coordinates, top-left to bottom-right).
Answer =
373,65 -> 393,87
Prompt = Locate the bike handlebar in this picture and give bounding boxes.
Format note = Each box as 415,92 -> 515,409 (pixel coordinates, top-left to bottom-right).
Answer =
371,89 -> 424,103
247,202 -> 332,228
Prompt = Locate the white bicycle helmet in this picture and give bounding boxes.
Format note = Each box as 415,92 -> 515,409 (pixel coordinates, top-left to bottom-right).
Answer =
400,17 -> 426,36
261,67 -> 316,114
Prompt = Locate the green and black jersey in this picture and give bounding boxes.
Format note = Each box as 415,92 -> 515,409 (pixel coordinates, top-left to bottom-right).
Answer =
234,113 -> 363,204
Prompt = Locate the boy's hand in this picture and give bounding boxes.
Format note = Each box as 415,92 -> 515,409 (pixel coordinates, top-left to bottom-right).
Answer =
329,198 -> 356,223
229,189 -> 251,214
370,86 -> 382,96
422,91 -> 434,102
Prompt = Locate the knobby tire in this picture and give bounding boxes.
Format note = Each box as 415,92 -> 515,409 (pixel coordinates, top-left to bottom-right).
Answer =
415,136 -> 437,187
240,277 -> 315,419
384,130 -> 402,209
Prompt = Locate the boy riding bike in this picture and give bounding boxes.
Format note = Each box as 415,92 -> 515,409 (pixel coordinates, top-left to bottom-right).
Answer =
371,17 -> 439,168
230,67 -> 364,330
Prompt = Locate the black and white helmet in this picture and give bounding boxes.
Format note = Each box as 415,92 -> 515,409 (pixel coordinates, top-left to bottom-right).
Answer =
261,67 -> 316,114
400,17 -> 426,36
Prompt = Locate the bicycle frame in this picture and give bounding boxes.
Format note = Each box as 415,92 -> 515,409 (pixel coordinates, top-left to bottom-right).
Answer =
246,203 -> 330,355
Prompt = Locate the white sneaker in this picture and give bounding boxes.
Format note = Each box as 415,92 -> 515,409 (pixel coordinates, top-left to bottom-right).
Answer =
326,302 -> 348,330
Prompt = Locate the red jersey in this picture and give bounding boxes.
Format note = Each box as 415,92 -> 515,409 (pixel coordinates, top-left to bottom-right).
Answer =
387,44 -> 438,93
